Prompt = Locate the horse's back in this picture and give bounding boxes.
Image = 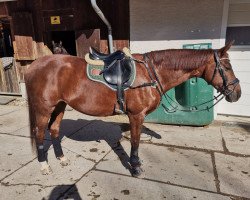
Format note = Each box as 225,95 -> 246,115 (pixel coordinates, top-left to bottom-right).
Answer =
25,54 -> 85,78
24,54 -> 87,101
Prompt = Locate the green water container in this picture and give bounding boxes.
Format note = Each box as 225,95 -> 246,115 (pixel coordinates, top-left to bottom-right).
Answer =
145,43 -> 214,126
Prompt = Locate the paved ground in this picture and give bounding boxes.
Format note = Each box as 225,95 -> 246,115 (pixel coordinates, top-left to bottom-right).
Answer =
0,103 -> 249,200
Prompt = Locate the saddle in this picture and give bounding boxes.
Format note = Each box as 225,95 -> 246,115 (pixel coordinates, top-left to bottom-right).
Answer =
89,47 -> 134,114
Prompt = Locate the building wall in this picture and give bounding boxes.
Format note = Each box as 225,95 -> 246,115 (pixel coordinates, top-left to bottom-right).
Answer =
130,0 -> 250,117
130,0 -> 225,53
217,1 -> 250,117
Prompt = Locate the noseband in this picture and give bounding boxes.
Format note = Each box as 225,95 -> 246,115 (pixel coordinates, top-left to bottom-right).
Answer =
208,51 -> 239,96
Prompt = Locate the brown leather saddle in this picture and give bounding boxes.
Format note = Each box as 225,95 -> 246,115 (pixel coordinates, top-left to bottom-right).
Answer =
89,47 -> 134,113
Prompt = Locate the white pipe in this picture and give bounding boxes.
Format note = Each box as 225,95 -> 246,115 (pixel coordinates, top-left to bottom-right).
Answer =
90,0 -> 114,53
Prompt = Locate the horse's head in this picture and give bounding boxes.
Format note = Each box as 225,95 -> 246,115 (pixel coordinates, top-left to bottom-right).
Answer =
52,40 -> 67,54
204,42 -> 241,102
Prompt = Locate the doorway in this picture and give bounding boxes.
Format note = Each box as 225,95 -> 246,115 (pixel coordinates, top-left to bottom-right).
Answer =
0,18 -> 14,57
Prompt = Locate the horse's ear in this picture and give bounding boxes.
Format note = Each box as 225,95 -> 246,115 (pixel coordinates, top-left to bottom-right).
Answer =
219,40 -> 234,56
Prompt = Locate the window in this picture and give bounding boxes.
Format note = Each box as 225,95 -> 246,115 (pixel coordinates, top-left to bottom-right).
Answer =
226,26 -> 250,46
226,2 -> 250,49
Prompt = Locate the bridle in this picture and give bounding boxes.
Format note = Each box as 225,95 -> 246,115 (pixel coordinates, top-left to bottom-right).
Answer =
208,51 -> 239,96
131,50 -> 240,113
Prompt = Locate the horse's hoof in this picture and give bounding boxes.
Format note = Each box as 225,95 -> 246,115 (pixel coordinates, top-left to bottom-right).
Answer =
131,167 -> 143,178
60,156 -> 70,167
40,165 -> 53,175
40,161 -> 52,175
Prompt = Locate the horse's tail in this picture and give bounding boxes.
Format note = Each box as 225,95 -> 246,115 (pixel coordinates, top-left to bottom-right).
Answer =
25,81 -> 37,153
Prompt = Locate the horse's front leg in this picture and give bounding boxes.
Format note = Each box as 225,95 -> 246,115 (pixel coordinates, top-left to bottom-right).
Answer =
128,112 -> 145,177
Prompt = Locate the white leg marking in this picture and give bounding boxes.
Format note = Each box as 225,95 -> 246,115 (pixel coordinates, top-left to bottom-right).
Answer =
40,161 -> 52,175
59,156 -> 70,167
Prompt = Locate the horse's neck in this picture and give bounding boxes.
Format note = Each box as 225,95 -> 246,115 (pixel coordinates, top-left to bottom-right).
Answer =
151,51 -> 207,92
157,68 -> 196,92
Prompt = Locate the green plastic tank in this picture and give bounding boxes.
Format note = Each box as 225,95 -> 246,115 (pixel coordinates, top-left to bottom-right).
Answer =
145,43 -> 214,126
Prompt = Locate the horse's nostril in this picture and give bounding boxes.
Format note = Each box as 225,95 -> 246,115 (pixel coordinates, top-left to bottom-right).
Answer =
237,92 -> 241,100
226,91 -> 241,102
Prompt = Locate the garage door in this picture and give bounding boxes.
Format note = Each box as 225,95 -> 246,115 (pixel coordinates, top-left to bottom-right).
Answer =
217,1 -> 250,117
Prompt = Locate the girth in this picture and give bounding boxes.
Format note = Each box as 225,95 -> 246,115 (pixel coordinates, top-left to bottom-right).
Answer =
89,47 -> 133,114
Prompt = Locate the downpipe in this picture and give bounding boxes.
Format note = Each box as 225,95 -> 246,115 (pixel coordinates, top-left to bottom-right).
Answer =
90,0 -> 114,53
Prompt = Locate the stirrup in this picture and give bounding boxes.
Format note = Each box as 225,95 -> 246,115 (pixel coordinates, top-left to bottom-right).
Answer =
115,100 -> 126,114
115,108 -> 125,115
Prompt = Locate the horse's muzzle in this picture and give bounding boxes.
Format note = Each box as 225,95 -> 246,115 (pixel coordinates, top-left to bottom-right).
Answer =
225,91 -> 241,102
225,84 -> 241,102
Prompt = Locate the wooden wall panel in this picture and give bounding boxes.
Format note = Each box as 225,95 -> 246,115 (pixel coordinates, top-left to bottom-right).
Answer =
75,29 -> 100,58
100,40 -> 129,53
0,2 -> 8,17
11,12 -> 34,37
73,0 -> 129,50
13,36 -> 36,60
0,59 -> 20,94
11,12 -> 36,60
42,0 -> 72,10
15,61 -> 30,83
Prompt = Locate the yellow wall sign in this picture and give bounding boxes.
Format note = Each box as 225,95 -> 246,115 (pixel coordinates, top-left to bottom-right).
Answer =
50,16 -> 61,25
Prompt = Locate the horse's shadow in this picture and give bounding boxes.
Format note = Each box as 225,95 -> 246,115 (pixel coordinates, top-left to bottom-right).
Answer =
47,184 -> 82,200
45,118 -> 161,174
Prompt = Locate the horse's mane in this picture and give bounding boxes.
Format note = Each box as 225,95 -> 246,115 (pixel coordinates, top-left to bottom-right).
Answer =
149,49 -> 213,70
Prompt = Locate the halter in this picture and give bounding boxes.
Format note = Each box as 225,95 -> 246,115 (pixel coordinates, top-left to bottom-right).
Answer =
208,51 -> 239,96
131,51 -> 240,113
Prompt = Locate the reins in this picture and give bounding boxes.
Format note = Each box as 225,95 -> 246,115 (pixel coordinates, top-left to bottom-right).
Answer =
131,51 -> 239,113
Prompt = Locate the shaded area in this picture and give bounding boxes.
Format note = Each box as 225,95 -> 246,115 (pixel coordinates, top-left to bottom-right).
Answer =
222,121 -> 250,134
47,184 -> 82,200
44,118 -> 161,174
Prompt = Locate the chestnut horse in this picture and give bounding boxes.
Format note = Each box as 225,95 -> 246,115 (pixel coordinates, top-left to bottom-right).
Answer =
25,42 -> 241,176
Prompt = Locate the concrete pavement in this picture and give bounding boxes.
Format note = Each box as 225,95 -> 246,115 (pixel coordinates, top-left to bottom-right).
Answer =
0,103 -> 249,200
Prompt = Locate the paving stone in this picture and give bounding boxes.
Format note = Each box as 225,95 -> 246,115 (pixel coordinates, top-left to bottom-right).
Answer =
0,134 -> 34,180
61,120 -> 123,162
217,115 -> 250,124
46,118 -> 93,141
221,123 -> 250,155
2,147 -> 95,186
0,105 -> 20,116
0,185 -> 48,200
9,111 -> 98,139
0,184 -> 78,200
215,153 -> 250,198
61,170 -> 230,200
96,141 -> 217,192
0,96 -> 16,105
63,109 -> 98,121
143,123 -> 224,151
0,107 -> 29,133
10,126 -> 30,137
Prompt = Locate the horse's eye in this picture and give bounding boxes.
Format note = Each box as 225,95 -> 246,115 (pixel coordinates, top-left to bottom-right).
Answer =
226,65 -> 232,70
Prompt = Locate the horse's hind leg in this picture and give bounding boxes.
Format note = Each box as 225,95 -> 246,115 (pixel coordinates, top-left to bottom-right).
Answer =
48,102 -> 70,166
35,114 -> 53,175
128,113 -> 144,177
